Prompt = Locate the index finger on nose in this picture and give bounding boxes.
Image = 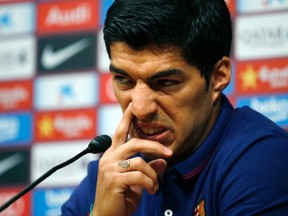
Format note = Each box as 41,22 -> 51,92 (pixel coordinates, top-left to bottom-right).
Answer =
112,103 -> 134,148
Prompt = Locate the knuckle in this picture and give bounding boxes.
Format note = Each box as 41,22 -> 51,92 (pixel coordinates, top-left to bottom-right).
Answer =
132,157 -> 144,167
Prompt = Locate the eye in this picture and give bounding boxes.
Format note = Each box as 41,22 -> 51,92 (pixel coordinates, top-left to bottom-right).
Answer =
113,74 -> 134,88
156,79 -> 180,87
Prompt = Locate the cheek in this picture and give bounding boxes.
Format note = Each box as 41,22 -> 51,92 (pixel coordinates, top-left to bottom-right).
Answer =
113,88 -> 130,111
172,91 -> 213,133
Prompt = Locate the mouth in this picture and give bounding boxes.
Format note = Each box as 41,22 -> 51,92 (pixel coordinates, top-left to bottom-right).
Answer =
135,124 -> 169,142
140,127 -> 166,135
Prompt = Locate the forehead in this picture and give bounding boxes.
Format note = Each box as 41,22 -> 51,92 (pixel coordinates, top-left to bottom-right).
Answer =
110,42 -> 188,74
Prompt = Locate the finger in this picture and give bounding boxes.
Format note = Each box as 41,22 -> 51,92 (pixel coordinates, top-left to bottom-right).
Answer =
112,103 -> 134,148
121,171 -> 157,195
117,138 -> 173,159
118,157 -> 159,185
118,157 -> 162,193
149,158 -> 168,176
99,157 -> 158,193
125,185 -> 143,213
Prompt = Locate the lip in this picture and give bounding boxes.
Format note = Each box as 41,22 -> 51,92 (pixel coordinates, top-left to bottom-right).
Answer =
134,122 -> 170,144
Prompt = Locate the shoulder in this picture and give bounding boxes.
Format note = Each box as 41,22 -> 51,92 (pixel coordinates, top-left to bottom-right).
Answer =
215,105 -> 288,173
223,105 -> 287,148
210,106 -> 288,214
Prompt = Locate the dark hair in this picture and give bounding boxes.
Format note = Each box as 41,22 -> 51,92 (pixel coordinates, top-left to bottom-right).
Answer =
103,0 -> 232,86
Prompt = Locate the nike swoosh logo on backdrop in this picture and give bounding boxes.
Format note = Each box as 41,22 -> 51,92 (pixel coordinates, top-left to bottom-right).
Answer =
41,38 -> 91,70
0,153 -> 24,176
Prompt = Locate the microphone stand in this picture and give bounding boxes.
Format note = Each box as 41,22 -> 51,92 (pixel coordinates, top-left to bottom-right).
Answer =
0,135 -> 111,212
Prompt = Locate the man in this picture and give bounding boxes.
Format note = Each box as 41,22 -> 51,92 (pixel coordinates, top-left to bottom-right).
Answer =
62,0 -> 288,215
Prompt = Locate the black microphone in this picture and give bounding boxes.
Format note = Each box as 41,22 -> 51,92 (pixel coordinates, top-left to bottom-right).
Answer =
0,135 -> 112,212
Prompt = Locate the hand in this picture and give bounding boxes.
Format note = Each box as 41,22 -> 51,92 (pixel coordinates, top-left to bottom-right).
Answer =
92,103 -> 173,216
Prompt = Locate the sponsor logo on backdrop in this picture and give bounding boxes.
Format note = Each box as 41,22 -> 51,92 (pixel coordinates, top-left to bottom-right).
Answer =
38,0 -> 99,34
0,80 -> 32,111
35,109 -> 96,141
237,0 -> 288,13
237,59 -> 288,94
0,35 -> 35,80
98,105 -> 122,136
37,34 -> 96,72
100,0 -> 114,25
0,150 -> 30,186
0,112 -> 32,146
97,29 -> 110,72
0,2 -> 35,35
225,0 -> 235,16
33,188 -> 73,216
237,95 -> 288,127
0,188 -> 31,216
100,73 -> 117,103
235,13 -> 288,60
31,142 -> 98,186
34,72 -> 98,110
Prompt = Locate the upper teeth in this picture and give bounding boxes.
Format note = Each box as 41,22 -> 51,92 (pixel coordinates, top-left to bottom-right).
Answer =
141,128 -> 163,135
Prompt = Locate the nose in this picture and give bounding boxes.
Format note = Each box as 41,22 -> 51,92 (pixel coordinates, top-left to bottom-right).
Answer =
130,81 -> 157,121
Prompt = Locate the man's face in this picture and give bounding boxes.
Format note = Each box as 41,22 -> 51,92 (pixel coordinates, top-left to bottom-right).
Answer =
110,42 -> 221,163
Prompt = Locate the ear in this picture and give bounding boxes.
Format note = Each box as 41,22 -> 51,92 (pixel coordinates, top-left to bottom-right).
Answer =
210,56 -> 231,103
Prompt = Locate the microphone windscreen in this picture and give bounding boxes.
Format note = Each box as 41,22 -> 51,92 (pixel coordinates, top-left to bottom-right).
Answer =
88,135 -> 112,153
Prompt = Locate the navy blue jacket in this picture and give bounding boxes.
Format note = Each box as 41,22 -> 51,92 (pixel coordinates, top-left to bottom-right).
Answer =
62,96 -> 288,215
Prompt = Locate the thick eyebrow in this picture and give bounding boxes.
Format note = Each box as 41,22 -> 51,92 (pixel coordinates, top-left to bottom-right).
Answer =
109,64 -> 186,80
150,69 -> 186,80
110,64 -> 129,76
